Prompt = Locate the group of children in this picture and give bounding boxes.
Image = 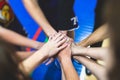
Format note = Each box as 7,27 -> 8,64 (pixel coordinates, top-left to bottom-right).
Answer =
0,0 -> 120,80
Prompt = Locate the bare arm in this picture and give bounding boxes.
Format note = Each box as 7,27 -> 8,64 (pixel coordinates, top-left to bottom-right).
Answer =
72,46 -> 109,80
77,24 -> 109,47
0,27 -> 44,49
58,44 -> 79,80
19,32 -> 67,74
19,47 -> 48,74
60,58 -> 79,80
16,51 -> 34,60
74,56 -> 106,80
22,0 -> 57,36
72,45 -> 108,60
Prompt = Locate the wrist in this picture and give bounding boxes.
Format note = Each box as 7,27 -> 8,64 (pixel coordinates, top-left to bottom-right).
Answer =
47,29 -> 57,37
78,47 -> 87,55
77,38 -> 90,47
77,41 -> 87,47
35,42 -> 44,49
59,56 -> 71,63
38,45 -> 49,58
39,49 -> 49,59
60,57 -> 72,66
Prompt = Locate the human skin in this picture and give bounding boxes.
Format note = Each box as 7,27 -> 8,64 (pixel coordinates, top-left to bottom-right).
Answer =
23,0 -> 57,36
22,0 -> 70,39
19,32 -> 68,74
0,26 -> 44,49
77,24 -> 109,47
58,42 -> 79,80
72,46 -> 109,80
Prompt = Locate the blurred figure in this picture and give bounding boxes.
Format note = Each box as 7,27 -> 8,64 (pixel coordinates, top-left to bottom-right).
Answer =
71,0 -> 120,80
22,0 -> 82,80
58,41 -> 79,80
106,0 -> 120,80
0,32 -> 68,80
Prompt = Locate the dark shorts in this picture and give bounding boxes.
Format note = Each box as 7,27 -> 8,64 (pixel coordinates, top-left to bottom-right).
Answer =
38,0 -> 78,31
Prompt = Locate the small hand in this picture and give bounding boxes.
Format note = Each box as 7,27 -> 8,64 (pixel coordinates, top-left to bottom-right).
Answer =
58,41 -> 72,60
42,32 -> 68,57
71,43 -> 84,55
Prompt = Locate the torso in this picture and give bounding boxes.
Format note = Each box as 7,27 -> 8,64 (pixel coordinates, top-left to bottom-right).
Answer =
38,0 -> 78,31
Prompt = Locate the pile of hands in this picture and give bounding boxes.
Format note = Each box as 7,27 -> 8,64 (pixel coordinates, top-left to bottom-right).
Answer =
40,32 -> 73,63
39,31 -> 109,80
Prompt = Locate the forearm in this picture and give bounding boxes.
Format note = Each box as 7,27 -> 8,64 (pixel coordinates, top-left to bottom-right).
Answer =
16,51 -> 34,60
19,32 -> 68,74
23,0 -> 57,36
0,27 -> 44,49
19,48 -> 48,74
73,47 -> 108,60
60,64 -> 66,80
77,24 -> 109,47
60,57 -> 79,80
74,56 -> 106,80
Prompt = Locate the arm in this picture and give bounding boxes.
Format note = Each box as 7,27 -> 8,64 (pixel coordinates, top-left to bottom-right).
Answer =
60,58 -> 79,80
72,45 -> 108,60
72,46 -> 109,79
22,0 -> 56,36
77,24 -> 109,47
0,27 -> 44,49
19,32 -> 67,74
16,51 -> 34,60
19,47 -> 48,74
74,56 -> 106,80
58,43 -> 79,80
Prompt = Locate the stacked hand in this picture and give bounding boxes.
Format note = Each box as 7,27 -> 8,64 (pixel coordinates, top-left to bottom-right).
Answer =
41,32 -> 68,58
58,41 -> 72,61
71,43 -> 85,56
71,43 -> 109,80
42,31 -> 73,65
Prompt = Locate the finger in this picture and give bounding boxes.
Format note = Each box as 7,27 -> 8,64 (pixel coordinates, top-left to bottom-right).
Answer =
43,58 -> 50,63
49,36 -> 52,40
81,48 -> 107,60
70,38 -> 74,42
52,32 -> 62,41
68,40 -> 72,46
71,42 -> 76,47
58,43 -> 68,50
59,31 -> 67,34
45,58 -> 55,65
49,32 -> 57,40
65,37 -> 70,43
74,56 -> 105,79
52,32 -> 57,37
56,38 -> 67,47
55,34 -> 66,43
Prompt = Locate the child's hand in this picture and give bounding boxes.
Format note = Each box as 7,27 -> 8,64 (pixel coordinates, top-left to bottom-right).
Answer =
42,32 -> 68,57
71,43 -> 85,55
58,41 -> 72,61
